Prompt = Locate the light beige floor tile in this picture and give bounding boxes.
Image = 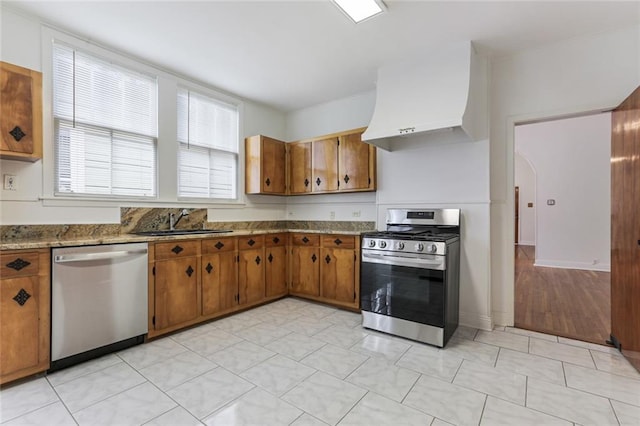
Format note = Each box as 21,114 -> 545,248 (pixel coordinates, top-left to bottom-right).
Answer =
611,400 -> 640,426
557,337 -> 619,354
47,354 -> 122,387
529,338 -> 595,368
338,392 -> 433,425
144,406 -> 203,426
240,354 -> 316,396
207,340 -> 276,373
495,348 -> 565,385
177,329 -> 244,357
440,337 -> 500,366
350,334 -> 411,362
591,350 -> 640,379
2,402 -> 75,426
452,325 -> 479,341
475,330 -> 529,353
290,413 -> 329,426
504,327 -> 558,342
346,357 -> 420,402
264,332 -> 326,361
564,363 -> 640,406
118,338 -> 187,370
396,344 -> 462,382
453,360 -> 526,405
301,344 -> 368,379
233,323 -> 293,346
313,324 -> 368,348
480,396 -> 571,426
139,350 -> 217,391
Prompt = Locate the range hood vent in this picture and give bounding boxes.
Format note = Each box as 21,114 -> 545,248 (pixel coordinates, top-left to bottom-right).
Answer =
362,41 -> 487,151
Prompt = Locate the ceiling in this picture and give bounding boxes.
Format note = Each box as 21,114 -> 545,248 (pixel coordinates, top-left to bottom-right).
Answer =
5,1 -> 640,112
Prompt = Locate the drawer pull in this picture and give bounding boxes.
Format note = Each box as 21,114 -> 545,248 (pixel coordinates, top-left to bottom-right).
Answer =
316,177 -> 321,186
214,241 -> 225,250
334,238 -> 343,246
311,254 -> 317,263
268,254 -> 273,263
205,263 -> 213,274
6,257 -> 31,271
255,256 -> 261,265
302,236 -> 309,243
325,255 -> 331,264
265,177 -> 271,186
273,237 -> 280,244
9,126 -> 26,142
171,245 -> 184,255
248,239 -> 256,246
13,288 -> 31,306
304,178 -> 309,187
185,265 -> 194,277
344,174 -> 350,184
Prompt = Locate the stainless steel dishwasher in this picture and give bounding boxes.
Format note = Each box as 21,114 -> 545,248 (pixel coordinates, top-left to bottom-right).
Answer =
51,242 -> 148,370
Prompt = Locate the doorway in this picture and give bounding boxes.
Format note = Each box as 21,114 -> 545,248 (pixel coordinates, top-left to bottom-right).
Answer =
513,113 -> 611,344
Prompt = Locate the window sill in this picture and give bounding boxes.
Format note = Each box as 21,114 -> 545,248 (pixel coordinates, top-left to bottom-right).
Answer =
40,195 -> 246,208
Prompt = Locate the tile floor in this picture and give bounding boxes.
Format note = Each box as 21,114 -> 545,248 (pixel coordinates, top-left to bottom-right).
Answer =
1,298 -> 639,426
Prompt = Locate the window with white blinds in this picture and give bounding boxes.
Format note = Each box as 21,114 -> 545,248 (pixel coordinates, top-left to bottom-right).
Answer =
53,42 -> 158,197
177,89 -> 239,200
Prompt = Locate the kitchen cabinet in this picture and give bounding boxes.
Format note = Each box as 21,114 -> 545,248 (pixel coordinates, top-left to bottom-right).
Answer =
152,241 -> 200,332
289,234 -> 320,297
289,141 -> 312,194
245,135 -> 287,195
238,235 -> 265,305
201,237 -> 238,316
312,137 -> 339,192
338,131 -> 376,191
320,235 -> 359,308
0,62 -> 43,162
0,249 -> 50,384
265,233 -> 288,298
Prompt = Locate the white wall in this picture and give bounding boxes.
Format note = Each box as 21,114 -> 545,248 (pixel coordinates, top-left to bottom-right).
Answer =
514,153 -> 536,246
515,113 -> 611,271
490,25 -> 640,325
0,6 -> 288,225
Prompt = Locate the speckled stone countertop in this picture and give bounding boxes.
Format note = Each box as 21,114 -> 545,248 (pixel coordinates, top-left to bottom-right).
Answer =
0,215 -> 376,251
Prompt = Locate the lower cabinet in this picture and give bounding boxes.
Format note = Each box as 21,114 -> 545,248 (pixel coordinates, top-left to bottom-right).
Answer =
290,234 -> 320,297
0,249 -> 50,385
202,237 -> 238,316
238,236 -> 265,305
265,234 -> 288,298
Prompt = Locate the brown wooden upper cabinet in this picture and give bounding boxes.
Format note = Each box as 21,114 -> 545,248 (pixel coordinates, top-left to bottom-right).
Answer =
245,127 -> 376,196
245,135 -> 287,194
0,62 -> 42,162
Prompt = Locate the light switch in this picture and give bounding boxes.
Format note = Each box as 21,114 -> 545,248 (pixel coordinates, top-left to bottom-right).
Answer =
527,202 -> 533,208
3,174 -> 17,191
547,199 -> 555,206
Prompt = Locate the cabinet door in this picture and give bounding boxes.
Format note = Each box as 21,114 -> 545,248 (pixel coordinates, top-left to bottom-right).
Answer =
321,248 -> 356,304
155,257 -> 199,329
202,252 -> 238,316
262,137 -> 286,193
266,246 -> 287,297
339,131 -> 372,191
290,247 -> 320,296
238,248 -> 265,305
0,276 -> 40,376
1,62 -> 40,156
289,142 -> 312,194
312,137 -> 338,192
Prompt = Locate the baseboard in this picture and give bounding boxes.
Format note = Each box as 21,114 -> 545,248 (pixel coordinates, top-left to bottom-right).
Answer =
459,311 -> 493,331
492,310 -> 514,327
534,259 -> 610,272
517,241 -> 535,246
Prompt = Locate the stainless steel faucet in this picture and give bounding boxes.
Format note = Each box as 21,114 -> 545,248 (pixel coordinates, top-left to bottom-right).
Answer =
169,209 -> 189,230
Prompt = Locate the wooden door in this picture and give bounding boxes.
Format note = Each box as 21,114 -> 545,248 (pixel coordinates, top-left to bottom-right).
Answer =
289,142 -> 312,194
155,257 -> 199,329
202,251 -> 238,315
290,246 -> 320,296
320,248 -> 356,304
261,137 -> 286,193
610,85 -> 640,371
238,248 -> 265,305
338,131 -> 370,191
312,137 -> 338,192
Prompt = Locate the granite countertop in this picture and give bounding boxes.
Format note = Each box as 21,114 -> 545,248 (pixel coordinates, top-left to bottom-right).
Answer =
0,228 -> 372,251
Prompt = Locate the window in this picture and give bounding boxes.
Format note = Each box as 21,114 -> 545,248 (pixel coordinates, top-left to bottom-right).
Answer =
52,42 -> 157,197
177,89 -> 239,200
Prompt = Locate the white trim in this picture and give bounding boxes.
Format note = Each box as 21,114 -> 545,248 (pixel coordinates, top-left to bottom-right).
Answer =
517,241 -> 535,246
492,310 -> 514,327
40,196 -> 245,208
459,311 -> 493,331
533,259 -> 611,272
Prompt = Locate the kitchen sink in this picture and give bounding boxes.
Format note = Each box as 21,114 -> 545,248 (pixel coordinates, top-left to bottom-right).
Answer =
132,229 -> 233,237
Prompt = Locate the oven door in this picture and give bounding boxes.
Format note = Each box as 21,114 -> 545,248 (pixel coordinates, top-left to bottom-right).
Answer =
360,250 -> 445,328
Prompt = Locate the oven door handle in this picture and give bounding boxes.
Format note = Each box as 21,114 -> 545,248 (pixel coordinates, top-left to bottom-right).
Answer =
362,252 -> 446,270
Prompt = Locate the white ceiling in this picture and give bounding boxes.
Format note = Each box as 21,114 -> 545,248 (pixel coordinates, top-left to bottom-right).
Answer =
5,1 -> 640,112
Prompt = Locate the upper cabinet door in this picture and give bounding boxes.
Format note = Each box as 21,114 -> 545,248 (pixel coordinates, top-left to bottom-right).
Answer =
245,135 -> 286,194
312,137 -> 338,192
338,131 -> 374,191
289,141 -> 312,194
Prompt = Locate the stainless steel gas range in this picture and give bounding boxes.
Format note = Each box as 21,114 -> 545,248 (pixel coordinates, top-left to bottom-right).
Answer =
360,209 -> 461,348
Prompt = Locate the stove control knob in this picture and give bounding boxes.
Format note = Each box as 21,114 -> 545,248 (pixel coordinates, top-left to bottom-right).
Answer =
379,240 -> 387,248
368,240 -> 376,248
426,244 -> 438,254
415,243 -> 424,252
396,241 -> 405,250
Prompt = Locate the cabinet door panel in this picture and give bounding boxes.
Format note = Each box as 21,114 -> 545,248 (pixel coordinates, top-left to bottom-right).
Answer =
339,132 -> 370,191
262,137 -> 286,193
312,138 -> 338,192
0,276 -> 39,375
266,246 -> 287,297
291,247 -> 320,296
239,248 -> 265,304
155,257 -> 199,329
1,64 -> 34,154
289,142 -> 312,194
202,252 -> 238,315
321,248 -> 356,303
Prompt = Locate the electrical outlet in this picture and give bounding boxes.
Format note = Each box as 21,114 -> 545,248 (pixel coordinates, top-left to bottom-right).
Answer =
3,174 -> 17,191
352,210 -> 361,217
547,199 -> 555,206
330,211 -> 336,220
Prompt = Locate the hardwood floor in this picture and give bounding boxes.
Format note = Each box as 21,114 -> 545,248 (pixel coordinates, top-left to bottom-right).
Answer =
514,245 -> 611,345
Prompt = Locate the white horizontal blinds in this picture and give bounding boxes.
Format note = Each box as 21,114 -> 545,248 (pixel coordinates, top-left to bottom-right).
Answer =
52,42 -> 157,197
177,88 -> 238,199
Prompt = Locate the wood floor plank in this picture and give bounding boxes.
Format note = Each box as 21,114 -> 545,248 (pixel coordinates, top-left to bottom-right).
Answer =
514,245 -> 611,345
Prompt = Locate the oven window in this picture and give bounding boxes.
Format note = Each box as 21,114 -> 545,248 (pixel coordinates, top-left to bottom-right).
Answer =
360,262 -> 445,327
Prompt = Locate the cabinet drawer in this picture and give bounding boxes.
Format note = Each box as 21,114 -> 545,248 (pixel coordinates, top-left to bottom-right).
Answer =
322,235 -> 356,249
291,234 -> 320,246
202,237 -> 236,254
154,241 -> 200,260
0,251 -> 40,278
238,235 -> 265,250
265,233 -> 287,247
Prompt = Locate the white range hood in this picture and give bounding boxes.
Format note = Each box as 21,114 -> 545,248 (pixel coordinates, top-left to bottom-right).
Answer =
362,41 -> 487,151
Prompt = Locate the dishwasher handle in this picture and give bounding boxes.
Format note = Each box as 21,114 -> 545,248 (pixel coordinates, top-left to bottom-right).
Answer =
54,248 -> 148,263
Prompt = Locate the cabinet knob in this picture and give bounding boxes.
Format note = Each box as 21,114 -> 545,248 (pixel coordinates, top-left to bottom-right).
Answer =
302,236 -> 309,243
304,178 -> 309,187
334,238 -> 343,246
171,245 -> 184,254
9,126 -> 26,142
214,241 -> 224,250
248,239 -> 256,246
265,177 -> 271,186
12,288 -> 31,306
325,255 -> 331,264
255,256 -> 261,265
185,265 -> 194,277
316,178 -> 322,186
6,257 -> 31,271
272,236 -> 280,244
311,254 -> 317,263
344,174 -> 350,184
205,263 -> 213,274
268,253 -> 273,263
